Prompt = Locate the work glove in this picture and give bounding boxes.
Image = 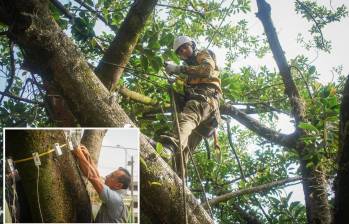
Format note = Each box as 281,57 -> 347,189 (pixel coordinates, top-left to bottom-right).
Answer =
165,61 -> 181,74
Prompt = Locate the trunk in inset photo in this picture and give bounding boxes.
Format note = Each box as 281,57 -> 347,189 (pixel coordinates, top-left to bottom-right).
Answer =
5,129 -> 92,223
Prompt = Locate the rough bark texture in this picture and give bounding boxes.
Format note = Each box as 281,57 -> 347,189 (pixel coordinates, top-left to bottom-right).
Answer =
95,0 -> 158,90
334,75 -> 349,223
5,129 -> 91,222
0,1 -> 213,223
220,103 -> 297,148
80,129 -> 107,214
256,0 -> 305,124
44,80 -> 78,126
255,0 -> 331,223
80,129 -> 107,164
140,134 -> 213,224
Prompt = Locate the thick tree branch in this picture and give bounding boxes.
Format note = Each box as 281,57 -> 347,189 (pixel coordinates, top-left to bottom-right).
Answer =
95,0 -> 158,91
220,102 -> 297,149
203,176 -> 301,208
80,129 -> 107,164
119,86 -> 159,106
256,2 -> 332,224
256,0 -> 306,126
334,75 -> 349,222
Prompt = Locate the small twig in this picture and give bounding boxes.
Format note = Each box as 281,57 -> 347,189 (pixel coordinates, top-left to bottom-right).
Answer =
207,0 -> 236,48
73,0 -> 116,30
0,91 -> 42,105
156,3 -> 204,16
50,0 -> 74,21
295,0 -> 326,49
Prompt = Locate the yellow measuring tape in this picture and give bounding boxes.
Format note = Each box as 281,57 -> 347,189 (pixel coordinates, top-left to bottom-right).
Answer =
13,144 -> 67,164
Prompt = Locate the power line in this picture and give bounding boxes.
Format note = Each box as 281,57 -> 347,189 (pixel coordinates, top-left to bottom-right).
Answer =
102,145 -> 139,151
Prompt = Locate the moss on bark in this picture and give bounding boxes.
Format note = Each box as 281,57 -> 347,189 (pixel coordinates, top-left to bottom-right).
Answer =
5,129 -> 91,222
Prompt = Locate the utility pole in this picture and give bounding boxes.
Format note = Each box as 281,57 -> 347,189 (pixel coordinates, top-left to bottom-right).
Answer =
128,156 -> 134,223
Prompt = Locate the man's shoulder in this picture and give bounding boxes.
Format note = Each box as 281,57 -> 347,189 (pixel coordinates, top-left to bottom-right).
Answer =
196,49 -> 211,56
100,185 -> 125,203
196,49 -> 215,61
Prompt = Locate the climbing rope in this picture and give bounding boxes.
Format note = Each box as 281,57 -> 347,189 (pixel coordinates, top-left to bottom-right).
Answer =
225,117 -> 273,223
168,82 -> 188,224
36,165 -> 44,223
187,149 -> 214,218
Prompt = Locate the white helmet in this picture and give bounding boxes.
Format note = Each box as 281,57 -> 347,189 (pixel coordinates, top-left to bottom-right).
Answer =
173,35 -> 195,52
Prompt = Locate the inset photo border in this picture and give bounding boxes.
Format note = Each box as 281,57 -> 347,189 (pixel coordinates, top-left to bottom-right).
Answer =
3,128 -> 140,223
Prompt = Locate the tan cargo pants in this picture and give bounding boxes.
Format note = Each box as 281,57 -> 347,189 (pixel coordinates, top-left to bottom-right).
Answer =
171,95 -> 220,176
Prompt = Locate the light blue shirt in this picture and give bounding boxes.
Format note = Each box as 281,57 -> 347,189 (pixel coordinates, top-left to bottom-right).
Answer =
95,185 -> 127,223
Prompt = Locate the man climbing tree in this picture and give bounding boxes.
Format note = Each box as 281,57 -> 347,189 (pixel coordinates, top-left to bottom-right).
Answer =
161,36 -> 222,175
73,145 -> 131,223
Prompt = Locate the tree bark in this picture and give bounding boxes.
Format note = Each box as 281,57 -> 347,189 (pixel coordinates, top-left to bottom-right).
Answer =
220,103 -> 297,148
80,129 -> 107,164
334,75 -> 349,223
0,1 -> 213,223
5,129 -> 92,222
256,1 -> 331,223
80,129 -> 107,215
95,0 -> 158,91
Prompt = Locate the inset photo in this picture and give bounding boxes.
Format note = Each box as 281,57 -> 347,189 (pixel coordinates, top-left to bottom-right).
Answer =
4,128 -> 139,223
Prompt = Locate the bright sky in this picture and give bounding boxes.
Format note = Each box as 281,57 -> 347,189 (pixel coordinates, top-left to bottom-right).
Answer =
97,128 -> 139,180
210,0 -> 349,84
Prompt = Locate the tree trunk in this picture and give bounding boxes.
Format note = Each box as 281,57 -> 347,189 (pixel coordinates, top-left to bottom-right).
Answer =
299,157 -> 331,224
334,75 -> 349,223
256,0 -> 331,223
5,129 -> 91,222
80,129 -> 107,164
0,1 -> 213,223
80,129 -> 107,210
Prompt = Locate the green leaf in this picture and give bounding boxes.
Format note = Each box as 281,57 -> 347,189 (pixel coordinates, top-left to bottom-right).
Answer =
155,142 -> 164,154
308,65 -> 316,74
298,122 -> 318,132
140,157 -> 148,170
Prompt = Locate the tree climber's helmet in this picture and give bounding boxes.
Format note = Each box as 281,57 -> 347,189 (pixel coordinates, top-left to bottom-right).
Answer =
173,36 -> 196,53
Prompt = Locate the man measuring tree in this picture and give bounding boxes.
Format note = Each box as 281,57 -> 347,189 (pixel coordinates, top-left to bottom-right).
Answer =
161,35 -> 222,176
73,145 -> 131,223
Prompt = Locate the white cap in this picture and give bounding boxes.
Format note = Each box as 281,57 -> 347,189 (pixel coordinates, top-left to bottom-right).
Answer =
173,36 -> 194,52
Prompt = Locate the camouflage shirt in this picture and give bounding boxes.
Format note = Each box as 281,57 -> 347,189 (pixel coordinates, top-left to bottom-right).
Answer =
180,49 -> 222,94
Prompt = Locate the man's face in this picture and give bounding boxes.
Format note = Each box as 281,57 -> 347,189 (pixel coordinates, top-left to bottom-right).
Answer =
105,169 -> 124,190
177,43 -> 193,60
